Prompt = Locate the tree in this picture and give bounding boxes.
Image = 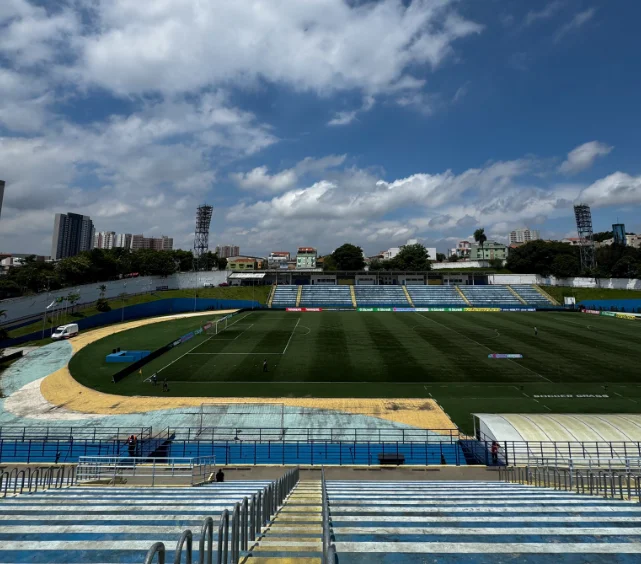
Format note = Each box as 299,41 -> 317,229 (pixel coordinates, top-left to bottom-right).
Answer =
331,243 -> 365,271
550,254 -> 581,278
321,255 -> 338,271
473,228 -> 487,258
436,253 -> 446,262
592,231 -> 614,243
448,255 -> 459,262
488,258 -> 504,271
0,280 -> 21,299
506,240 -> 581,277
611,256 -> 641,278
98,284 -> 107,299
67,291 -> 81,313
389,244 -> 432,271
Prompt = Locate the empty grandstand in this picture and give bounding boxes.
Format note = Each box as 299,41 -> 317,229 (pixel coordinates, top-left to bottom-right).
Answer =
268,284 -> 556,308
407,285 -> 468,307
270,285 -> 298,307
326,480 -> 641,559
300,285 -> 352,307
460,285 -> 523,306
353,285 -> 409,307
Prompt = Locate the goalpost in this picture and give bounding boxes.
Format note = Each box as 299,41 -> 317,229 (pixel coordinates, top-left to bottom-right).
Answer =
205,315 -> 229,336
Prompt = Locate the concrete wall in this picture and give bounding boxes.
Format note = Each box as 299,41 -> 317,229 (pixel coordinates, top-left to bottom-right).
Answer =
432,261 -> 490,270
489,274 -> 538,285
0,271 -> 228,324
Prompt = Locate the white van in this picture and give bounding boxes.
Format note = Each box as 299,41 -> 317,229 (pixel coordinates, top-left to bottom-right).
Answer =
51,323 -> 79,340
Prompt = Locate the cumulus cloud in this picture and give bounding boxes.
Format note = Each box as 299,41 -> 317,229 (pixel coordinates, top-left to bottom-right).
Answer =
77,0 -> 482,97
231,155 -> 346,194
559,141 -> 613,174
579,172 -> 641,208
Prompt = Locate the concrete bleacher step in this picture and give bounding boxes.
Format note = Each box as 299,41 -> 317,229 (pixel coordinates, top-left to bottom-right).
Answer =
244,481 -> 322,562
327,480 -> 641,562
0,482 -> 270,563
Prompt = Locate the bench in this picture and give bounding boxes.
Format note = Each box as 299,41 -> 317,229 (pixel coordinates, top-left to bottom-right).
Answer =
378,453 -> 405,465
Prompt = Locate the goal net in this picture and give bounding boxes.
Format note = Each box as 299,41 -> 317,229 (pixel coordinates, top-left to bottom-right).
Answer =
205,316 -> 229,336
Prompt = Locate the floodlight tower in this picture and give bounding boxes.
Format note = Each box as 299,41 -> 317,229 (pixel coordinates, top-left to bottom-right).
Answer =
193,204 -> 213,270
573,203 -> 596,272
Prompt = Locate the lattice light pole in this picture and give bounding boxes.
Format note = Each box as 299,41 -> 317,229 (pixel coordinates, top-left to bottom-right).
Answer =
193,204 -> 213,269
573,203 -> 596,273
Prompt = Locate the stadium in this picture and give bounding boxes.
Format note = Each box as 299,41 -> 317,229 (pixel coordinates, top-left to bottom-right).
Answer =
2,269 -> 641,563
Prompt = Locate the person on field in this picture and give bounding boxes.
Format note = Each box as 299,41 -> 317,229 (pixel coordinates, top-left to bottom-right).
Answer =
216,468 -> 225,482
162,379 -> 169,392
263,359 -> 268,373
534,326 -> 538,336
151,373 -> 157,386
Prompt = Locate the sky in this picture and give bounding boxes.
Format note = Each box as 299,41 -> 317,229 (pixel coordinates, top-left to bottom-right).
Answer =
1,0 -> 640,258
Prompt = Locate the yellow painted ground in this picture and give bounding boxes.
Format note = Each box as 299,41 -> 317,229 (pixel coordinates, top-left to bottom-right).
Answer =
39,311 -> 456,430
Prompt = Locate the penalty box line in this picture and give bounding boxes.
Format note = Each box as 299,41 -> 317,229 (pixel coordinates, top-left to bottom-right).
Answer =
156,312 -> 254,375
186,317 -> 302,357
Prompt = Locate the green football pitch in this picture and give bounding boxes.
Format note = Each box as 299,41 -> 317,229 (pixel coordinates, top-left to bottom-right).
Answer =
70,310 -> 641,433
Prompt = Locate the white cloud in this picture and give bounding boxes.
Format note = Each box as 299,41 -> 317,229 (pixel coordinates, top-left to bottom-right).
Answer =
328,96 -> 376,126
559,141 -> 613,175
231,155 -> 347,194
579,172 -> 641,208
525,1 -> 564,26
77,0 -> 482,97
554,8 -> 596,42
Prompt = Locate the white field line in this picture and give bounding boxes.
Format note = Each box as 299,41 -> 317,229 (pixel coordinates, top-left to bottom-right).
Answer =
281,317 -> 301,355
156,312 -> 253,374
414,312 -> 552,384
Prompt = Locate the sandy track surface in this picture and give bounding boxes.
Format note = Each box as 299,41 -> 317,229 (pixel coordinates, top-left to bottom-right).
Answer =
39,310 -> 456,430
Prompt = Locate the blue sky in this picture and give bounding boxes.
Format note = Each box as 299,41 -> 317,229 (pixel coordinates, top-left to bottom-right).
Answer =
1,0 -> 640,257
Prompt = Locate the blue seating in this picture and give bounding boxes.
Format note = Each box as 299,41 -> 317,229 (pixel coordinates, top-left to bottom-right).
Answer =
300,285 -> 352,307
407,285 -> 467,306
271,285 -> 298,307
327,480 -> 641,562
460,285 -> 522,306
353,286 -> 408,307
511,284 -> 555,305
0,482 -> 269,563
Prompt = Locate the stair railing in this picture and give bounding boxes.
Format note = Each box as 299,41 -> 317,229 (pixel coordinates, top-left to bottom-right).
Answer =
499,464 -> 641,502
322,467 -> 337,564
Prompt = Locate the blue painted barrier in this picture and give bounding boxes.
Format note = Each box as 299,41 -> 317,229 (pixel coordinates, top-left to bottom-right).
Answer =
579,299 -> 641,313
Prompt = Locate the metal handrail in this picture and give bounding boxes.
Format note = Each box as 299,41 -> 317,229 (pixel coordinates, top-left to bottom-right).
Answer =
499,464 -> 641,503
144,542 -> 166,564
173,530 -> 192,564
144,467 -> 300,564
0,472 -> 8,498
322,467 -> 336,564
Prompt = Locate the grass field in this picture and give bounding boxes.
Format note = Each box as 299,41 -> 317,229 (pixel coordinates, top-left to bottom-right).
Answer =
69,310 -> 641,432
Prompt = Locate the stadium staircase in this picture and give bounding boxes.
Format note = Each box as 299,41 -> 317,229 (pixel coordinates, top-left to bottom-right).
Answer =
350,285 -> 357,308
507,285 -> 528,305
243,480 -> 323,561
511,284 -> 557,306
0,481 -> 271,563
402,286 -> 415,307
535,284 -> 560,305
454,285 -> 472,306
326,479 -> 641,561
267,284 -> 277,308
296,286 -> 303,307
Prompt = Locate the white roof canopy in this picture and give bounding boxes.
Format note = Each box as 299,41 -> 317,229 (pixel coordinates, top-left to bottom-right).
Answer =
228,272 -> 266,280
